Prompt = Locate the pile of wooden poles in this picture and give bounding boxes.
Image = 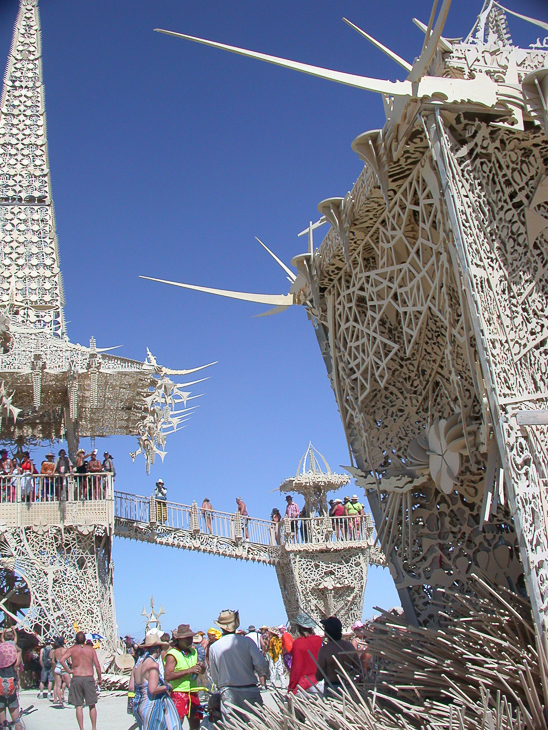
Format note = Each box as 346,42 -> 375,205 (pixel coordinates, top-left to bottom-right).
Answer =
222,574 -> 548,729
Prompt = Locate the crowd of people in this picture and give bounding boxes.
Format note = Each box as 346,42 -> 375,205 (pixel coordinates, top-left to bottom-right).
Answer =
123,609 -> 372,729
0,627 -> 104,730
269,494 -> 366,543
0,447 -> 116,503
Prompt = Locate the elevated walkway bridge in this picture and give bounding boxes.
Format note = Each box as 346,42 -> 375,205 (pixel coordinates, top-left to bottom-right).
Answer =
0,476 -> 383,566
114,491 -> 384,566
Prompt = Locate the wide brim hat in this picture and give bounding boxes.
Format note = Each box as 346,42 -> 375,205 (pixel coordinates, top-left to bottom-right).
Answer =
172,623 -> 197,640
115,654 -> 135,672
139,634 -> 169,650
0,643 -> 17,669
214,610 -> 240,632
295,612 -> 316,629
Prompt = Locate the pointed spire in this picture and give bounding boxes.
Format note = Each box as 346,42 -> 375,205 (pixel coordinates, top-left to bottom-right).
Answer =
0,0 -> 65,335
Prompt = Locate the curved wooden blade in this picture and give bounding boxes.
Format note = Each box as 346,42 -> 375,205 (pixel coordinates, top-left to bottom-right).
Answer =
155,28 -> 412,96
154,27 -> 496,106
140,276 -> 294,306
255,237 -> 296,281
342,18 -> 412,71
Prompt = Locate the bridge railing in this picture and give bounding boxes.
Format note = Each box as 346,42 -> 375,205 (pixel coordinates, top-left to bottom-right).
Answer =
115,492 -> 274,544
114,492 -> 375,547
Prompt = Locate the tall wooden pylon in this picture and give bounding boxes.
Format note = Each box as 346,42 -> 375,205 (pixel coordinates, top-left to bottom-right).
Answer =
0,0 -> 209,644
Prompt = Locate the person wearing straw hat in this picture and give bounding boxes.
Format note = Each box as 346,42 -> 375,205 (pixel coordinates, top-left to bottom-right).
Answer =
208,609 -> 267,721
0,640 -> 21,730
130,634 -> 180,730
40,452 -> 56,501
288,613 -> 322,694
164,624 -> 203,729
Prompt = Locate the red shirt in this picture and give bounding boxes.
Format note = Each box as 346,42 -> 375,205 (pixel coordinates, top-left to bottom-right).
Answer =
332,505 -> 345,517
288,634 -> 322,693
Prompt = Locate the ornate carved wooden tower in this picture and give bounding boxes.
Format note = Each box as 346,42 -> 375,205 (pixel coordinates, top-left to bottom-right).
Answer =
0,0 -> 207,644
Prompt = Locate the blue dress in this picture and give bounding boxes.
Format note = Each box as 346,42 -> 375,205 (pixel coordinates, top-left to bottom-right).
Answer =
133,657 -> 181,730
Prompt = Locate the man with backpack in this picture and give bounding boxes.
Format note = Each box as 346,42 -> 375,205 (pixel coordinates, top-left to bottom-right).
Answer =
38,641 -> 54,699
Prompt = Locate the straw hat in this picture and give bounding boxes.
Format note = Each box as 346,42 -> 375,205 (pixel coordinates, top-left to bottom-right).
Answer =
115,654 -> 135,671
0,643 -> 17,669
172,623 -> 196,640
214,610 -> 240,633
139,634 -> 169,650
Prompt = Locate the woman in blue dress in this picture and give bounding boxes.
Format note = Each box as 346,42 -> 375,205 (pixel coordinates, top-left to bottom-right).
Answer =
130,635 -> 181,730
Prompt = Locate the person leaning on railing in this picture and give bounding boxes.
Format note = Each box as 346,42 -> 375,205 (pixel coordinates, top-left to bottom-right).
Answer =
330,499 -> 345,540
75,449 -> 92,500
39,452 -> 56,502
345,495 -> 364,539
87,450 -> 103,499
20,451 -> 37,503
55,449 -> 72,500
0,449 -> 15,503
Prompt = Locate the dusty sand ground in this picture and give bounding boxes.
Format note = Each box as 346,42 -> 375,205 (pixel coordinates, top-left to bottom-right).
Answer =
20,687 -> 279,730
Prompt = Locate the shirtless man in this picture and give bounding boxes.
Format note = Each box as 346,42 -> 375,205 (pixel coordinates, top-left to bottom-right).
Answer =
315,616 -> 362,697
62,632 -> 101,730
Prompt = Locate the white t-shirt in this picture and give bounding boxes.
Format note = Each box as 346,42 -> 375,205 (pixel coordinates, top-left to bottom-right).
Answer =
246,631 -> 261,649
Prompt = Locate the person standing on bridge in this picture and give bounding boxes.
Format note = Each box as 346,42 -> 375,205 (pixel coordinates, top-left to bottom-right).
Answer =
236,497 -> 249,540
63,631 -> 102,730
154,479 -> 168,523
201,498 -> 213,533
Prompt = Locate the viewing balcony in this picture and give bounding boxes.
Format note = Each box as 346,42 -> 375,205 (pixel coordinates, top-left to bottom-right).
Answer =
0,473 -> 114,529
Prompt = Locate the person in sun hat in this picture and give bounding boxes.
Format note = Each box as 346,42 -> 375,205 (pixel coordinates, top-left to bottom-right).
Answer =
345,494 -> 364,538
164,624 -> 203,728
130,634 -> 180,730
39,451 -> 56,501
246,625 -> 261,650
0,640 -> 21,730
288,612 -> 322,694
208,610 -> 267,721
154,479 -> 168,523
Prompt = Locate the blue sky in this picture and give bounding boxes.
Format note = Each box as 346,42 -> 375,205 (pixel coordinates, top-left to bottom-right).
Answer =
0,0 -> 546,639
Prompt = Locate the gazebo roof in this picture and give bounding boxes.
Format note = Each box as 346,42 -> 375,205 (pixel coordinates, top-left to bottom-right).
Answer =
278,442 -> 350,495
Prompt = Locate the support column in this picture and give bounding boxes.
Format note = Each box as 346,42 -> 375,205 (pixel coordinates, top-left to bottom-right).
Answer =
275,545 -> 372,631
0,525 -> 117,648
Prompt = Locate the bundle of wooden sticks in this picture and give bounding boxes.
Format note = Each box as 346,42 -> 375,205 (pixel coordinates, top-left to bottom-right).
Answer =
223,575 -> 547,729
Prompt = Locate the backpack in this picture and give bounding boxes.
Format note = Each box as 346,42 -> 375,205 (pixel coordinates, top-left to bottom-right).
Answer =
43,646 -> 52,670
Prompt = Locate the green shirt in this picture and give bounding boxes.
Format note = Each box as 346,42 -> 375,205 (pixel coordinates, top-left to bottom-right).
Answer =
346,501 -> 363,515
164,647 -> 199,693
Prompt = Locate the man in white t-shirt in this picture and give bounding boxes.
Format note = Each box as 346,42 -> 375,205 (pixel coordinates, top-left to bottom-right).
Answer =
246,625 -> 261,649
